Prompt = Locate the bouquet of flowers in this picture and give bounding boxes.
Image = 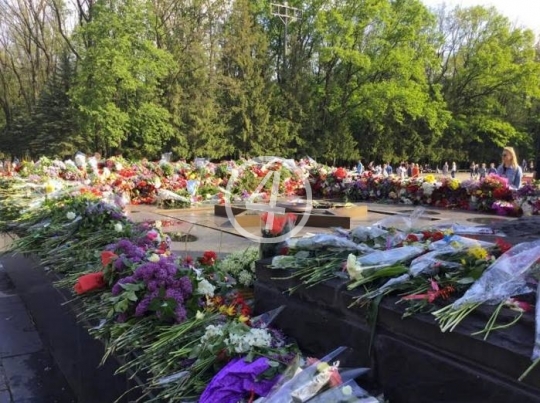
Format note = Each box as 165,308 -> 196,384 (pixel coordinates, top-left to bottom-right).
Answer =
260,346 -> 374,403
259,212 -> 297,259
433,239 -> 540,336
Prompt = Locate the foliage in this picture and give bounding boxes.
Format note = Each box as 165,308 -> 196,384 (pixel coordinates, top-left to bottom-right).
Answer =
70,0 -> 176,158
0,0 -> 540,164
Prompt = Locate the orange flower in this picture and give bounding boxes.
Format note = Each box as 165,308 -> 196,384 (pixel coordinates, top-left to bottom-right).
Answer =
74,272 -> 105,295
261,212 -> 297,236
101,250 -> 118,266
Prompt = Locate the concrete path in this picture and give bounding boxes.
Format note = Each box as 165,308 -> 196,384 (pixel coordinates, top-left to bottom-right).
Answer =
0,261 -> 75,403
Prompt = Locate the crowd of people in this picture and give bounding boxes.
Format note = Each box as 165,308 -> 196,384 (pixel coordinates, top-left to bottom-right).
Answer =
355,147 -> 538,190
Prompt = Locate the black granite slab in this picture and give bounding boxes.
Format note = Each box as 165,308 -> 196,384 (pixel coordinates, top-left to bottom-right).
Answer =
255,260 -> 540,403
1,255 -> 141,403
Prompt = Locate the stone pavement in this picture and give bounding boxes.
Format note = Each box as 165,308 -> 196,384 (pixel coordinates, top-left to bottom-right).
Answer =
0,202 -> 523,402
0,258 -> 75,403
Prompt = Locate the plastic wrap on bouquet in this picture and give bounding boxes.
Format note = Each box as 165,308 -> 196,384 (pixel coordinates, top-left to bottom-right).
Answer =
87,156 -> 98,173
356,246 -> 424,267
186,179 -> 200,203
519,281 -> 540,381
160,152 -> 172,163
533,282 -> 540,361
452,240 -> 540,309
428,235 -> 495,251
251,306 -> 286,328
409,250 -> 462,277
292,234 -> 373,253
306,379 -> 376,403
372,206 -> 426,231
259,213 -> 297,259
74,151 -> 86,168
157,188 -> 190,203
261,346 -> 348,403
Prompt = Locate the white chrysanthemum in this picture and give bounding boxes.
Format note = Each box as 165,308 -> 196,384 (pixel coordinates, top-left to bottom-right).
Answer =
200,324 -> 224,345
66,211 -> 76,220
114,223 -> 123,232
197,279 -> 216,297
238,270 -> 253,287
148,254 -> 160,263
247,328 -> 272,348
421,182 -> 435,196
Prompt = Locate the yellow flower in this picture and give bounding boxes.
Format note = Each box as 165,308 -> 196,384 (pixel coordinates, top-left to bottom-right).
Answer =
424,174 -> 436,184
238,315 -> 250,323
44,180 -> 55,194
468,246 -> 488,260
317,362 -> 330,373
448,179 -> 460,191
219,305 -> 236,316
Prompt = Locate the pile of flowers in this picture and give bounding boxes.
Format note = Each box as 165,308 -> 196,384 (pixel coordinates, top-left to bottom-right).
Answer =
0,182 -> 385,402
269,207 -> 540,380
2,155 -> 540,216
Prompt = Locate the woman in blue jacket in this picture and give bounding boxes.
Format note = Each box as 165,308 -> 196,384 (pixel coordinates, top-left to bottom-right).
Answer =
497,146 -> 523,189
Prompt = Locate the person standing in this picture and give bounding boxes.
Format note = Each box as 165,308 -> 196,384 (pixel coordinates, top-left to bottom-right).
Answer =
442,162 -> 449,176
451,162 -> 457,178
356,160 -> 364,175
487,162 -> 497,175
411,163 -> 420,178
534,158 -> 540,181
497,146 -> 523,189
478,163 -> 487,180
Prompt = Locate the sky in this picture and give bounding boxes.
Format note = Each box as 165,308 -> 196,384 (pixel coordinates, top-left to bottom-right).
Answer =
420,0 -> 540,35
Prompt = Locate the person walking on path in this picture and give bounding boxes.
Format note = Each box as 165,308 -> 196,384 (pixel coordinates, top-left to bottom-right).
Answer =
442,162 -> 449,176
451,162 -> 457,178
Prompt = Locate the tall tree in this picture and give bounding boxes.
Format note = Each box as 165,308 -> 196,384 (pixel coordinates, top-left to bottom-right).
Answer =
70,0 -> 175,158
432,5 -> 540,163
153,0 -> 231,159
27,52 -> 81,157
219,0 -> 297,157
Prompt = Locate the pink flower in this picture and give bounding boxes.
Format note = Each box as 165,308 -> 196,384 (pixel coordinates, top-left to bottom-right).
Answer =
506,298 -> 533,313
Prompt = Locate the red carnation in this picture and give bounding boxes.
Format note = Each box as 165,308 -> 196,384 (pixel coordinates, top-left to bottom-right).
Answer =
406,234 -> 419,243
200,251 -> 218,266
74,272 -> 105,295
333,167 -> 348,181
101,250 -> 118,267
495,237 -> 512,253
